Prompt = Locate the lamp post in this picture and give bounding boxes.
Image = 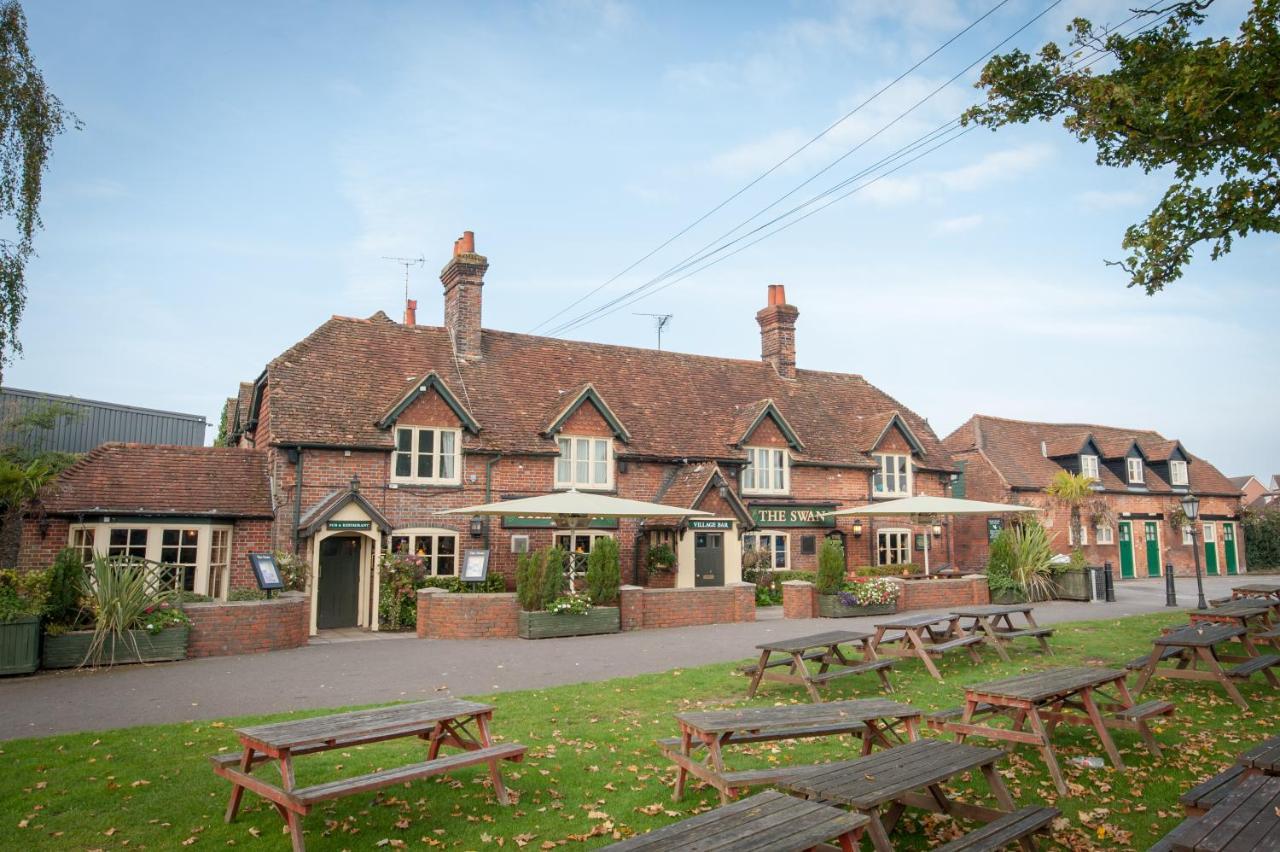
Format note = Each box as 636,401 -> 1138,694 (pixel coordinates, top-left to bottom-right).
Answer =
1182,493 -> 1207,610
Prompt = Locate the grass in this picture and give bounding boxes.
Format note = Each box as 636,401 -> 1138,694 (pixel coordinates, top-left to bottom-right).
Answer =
2,611 -> 1276,850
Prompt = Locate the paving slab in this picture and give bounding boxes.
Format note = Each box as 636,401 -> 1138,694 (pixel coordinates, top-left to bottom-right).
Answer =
0,575 -> 1246,739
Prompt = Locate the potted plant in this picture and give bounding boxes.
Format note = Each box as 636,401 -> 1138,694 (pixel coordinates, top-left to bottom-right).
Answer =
823,576 -> 899,617
1051,550 -> 1092,601
0,568 -> 48,676
986,520 -> 1055,604
646,543 -> 676,573
516,545 -> 621,639
43,556 -> 191,669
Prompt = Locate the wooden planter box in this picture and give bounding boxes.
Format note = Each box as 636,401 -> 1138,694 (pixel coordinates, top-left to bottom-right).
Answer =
990,588 -> 1029,605
1052,568 -> 1091,602
518,607 -> 620,639
0,616 -> 41,676
817,595 -> 896,618
42,626 -> 189,669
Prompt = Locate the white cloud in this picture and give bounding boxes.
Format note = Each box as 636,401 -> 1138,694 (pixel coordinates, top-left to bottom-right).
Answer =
535,0 -> 633,35
1075,189 -> 1146,209
861,143 -> 1053,205
935,214 -> 984,233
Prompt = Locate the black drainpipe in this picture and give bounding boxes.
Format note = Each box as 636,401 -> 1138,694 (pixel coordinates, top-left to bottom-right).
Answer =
292,447 -> 304,554
483,455 -> 501,550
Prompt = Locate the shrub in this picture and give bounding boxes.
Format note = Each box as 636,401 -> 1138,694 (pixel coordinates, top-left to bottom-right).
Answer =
1243,507 -> 1280,569
646,543 -> 676,572
272,550 -> 310,591
45,548 -> 85,629
542,546 -> 567,606
836,577 -> 899,607
516,550 -> 545,612
378,552 -> 425,631
80,556 -> 183,666
0,568 -> 48,621
815,538 -> 846,594
547,595 -> 591,615
228,588 -> 268,602
989,519 -> 1055,600
586,536 -> 620,606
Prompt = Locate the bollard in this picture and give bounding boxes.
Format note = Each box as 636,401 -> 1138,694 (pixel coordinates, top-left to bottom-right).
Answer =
1103,561 -> 1116,602
1164,563 -> 1178,607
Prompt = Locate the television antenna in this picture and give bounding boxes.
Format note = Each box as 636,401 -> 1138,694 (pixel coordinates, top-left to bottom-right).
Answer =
382,255 -> 425,301
634,313 -> 673,350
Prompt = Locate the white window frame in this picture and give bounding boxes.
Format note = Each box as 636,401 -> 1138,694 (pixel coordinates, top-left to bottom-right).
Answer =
742,446 -> 790,495
1182,525 -> 1194,546
389,528 -> 460,577
1202,522 -> 1216,543
876,528 -> 911,566
743,531 -> 789,570
69,526 -> 96,566
69,522 -> 232,599
1169,459 -> 1188,487
1080,454 -> 1099,480
554,531 -> 614,557
873,453 -> 912,497
1126,457 -> 1145,484
1095,523 -> 1114,545
391,426 -> 462,485
554,435 -> 614,490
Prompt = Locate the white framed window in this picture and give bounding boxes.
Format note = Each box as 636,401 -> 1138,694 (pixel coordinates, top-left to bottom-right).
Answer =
1069,524 -> 1088,546
1126,457 -> 1144,484
876,528 -> 911,566
1182,525 -> 1194,546
742,446 -> 789,495
873,454 -> 911,497
1202,523 -> 1216,544
78,523 -> 228,598
743,531 -> 789,570
555,436 -> 613,490
209,528 -> 232,598
1169,460 -> 1188,486
390,529 -> 459,576
511,535 -> 530,554
1080,454 -> 1099,480
392,426 -> 461,484
69,527 -> 96,566
555,531 -> 613,558
107,527 -> 149,560
1096,523 -> 1114,545
160,528 -> 200,592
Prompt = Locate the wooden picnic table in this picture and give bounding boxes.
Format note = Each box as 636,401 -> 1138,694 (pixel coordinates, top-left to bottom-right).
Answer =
211,698 -> 525,852
1133,622 -> 1279,711
1190,599 -> 1274,632
777,738 -> 1028,852
1232,581 -> 1280,603
950,604 -> 1054,662
870,613 -> 983,681
938,666 -> 1167,796
744,630 -> 894,701
1163,773 -> 1280,851
603,789 -> 868,852
1239,733 -> 1280,776
661,697 -> 923,804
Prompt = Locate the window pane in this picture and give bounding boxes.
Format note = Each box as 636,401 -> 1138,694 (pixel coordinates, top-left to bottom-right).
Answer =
743,450 -> 756,490
439,432 -> 457,479
395,452 -> 411,477
391,535 -> 410,554
557,457 -> 571,483
418,429 -> 435,454
396,428 -> 412,451
576,438 -> 590,483
773,536 -> 786,569
592,440 -> 607,483
418,452 -> 433,478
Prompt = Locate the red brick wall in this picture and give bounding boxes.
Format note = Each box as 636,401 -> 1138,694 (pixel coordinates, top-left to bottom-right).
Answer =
744,415 -> 790,447
949,449 -> 1012,571
619,585 -> 644,631
416,588 -> 519,639
398,388 -> 465,427
17,517 -> 68,570
782,580 -> 817,618
632,584 -> 756,630
783,576 -> 988,618
185,592 -> 309,657
558,401 -> 616,438
229,519 -> 274,590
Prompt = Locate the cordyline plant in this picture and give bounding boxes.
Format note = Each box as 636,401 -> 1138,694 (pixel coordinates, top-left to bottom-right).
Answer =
80,556 -> 182,666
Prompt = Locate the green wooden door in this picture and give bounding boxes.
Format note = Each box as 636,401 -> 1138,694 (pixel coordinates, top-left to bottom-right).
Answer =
1223,523 -> 1238,575
317,537 -> 361,629
1118,522 -> 1135,579
1203,523 -> 1219,576
694,532 -> 724,587
1144,521 -> 1161,577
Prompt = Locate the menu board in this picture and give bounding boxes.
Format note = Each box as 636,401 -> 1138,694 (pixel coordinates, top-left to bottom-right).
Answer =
461,549 -> 490,583
249,552 -> 285,590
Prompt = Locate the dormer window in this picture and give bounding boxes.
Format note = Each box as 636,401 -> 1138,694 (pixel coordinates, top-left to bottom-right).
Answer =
392,426 -> 461,485
873,453 -> 911,497
1126,457 -> 1144,484
742,446 -> 789,495
1080,454 -> 1099,480
555,436 -> 613,490
1170,460 -> 1188,487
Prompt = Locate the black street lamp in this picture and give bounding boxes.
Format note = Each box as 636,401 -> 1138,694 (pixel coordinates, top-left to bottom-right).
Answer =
1181,493 -> 1207,610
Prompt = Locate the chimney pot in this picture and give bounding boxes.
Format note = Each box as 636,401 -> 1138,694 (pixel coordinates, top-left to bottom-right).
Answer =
404,298 -> 418,326
459,231 -> 475,254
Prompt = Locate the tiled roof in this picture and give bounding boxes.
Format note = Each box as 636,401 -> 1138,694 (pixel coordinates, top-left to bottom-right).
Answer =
262,315 -> 955,471
943,415 -> 1240,496
1227,475 -> 1253,489
1042,434 -> 1089,457
232,381 -> 254,435
44,443 -> 274,517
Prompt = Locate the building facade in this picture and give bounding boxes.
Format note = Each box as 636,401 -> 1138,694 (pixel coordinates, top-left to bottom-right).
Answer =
24,232 -> 959,634
943,415 -> 1246,578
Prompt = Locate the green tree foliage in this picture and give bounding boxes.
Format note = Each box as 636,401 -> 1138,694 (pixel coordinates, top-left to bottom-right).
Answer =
542,545 -> 567,606
964,1 -> 1279,293
1045,470 -> 1097,551
585,536 -> 620,606
214,400 -> 230,447
44,546 -> 84,628
0,2 -> 77,378
515,549 -> 546,611
1242,506 -> 1280,568
815,537 -> 846,594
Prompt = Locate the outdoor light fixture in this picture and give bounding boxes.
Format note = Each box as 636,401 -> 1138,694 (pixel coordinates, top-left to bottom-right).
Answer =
852,520 -> 863,537
1181,493 -> 1201,521
932,523 -> 943,537
1181,493 -> 1207,610
469,516 -> 485,537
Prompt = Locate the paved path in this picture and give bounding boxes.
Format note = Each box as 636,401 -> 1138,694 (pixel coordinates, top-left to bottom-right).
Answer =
0,576 -> 1243,740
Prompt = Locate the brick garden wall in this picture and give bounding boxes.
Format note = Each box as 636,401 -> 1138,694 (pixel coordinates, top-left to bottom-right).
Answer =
782,576 -> 988,618
185,592 -> 309,658
624,584 -> 757,630
416,588 -> 520,639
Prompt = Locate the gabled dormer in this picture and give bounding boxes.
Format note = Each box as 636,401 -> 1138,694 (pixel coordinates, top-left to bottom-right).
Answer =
734,399 -> 803,496
1144,440 -> 1191,490
1095,438 -> 1149,490
544,384 -> 628,491
543,383 -> 630,444
376,372 -> 480,486
1042,434 -> 1103,484
870,412 -> 924,498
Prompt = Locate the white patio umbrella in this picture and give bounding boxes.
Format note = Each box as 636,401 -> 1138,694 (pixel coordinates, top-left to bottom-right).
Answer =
828,495 -> 1040,575
438,489 -> 710,584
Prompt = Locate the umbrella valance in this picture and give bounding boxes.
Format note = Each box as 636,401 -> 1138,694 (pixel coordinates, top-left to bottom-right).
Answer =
828,495 -> 1040,517
437,489 -> 711,521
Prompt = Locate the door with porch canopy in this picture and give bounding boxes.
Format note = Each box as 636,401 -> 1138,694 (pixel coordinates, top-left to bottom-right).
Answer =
317,536 -> 361,629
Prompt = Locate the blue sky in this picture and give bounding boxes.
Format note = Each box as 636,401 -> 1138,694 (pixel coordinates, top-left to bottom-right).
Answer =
13,0 -> 1277,478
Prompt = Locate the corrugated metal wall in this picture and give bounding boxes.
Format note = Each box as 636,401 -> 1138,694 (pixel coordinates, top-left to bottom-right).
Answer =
0,387 -> 207,454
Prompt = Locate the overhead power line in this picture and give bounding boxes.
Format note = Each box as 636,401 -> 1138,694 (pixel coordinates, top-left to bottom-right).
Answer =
526,0 -> 1013,334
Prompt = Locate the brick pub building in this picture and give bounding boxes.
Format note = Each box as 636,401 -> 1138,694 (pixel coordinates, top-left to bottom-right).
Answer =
23,232 -> 960,635
943,415 -> 1246,578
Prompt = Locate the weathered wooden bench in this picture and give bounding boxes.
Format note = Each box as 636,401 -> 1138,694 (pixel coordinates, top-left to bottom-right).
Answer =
1148,817 -> 1200,852
1124,645 -> 1188,670
737,648 -> 827,675
809,658 -> 895,683
1179,765 -> 1246,816
1257,626 -> 1280,650
602,789 -> 868,851
925,635 -> 985,657
1225,653 -> 1280,679
927,703 -> 995,731
932,805 -> 1059,851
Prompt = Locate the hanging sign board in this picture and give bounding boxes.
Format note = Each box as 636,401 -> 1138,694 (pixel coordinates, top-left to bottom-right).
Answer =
460,549 -> 490,583
327,520 -> 371,530
248,552 -> 285,591
688,519 -> 733,530
749,504 -> 835,528
987,518 -> 1004,542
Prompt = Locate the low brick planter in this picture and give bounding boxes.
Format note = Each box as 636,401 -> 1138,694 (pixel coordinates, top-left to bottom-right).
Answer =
785,576 -> 989,618
816,595 -> 895,618
184,592 -> 310,658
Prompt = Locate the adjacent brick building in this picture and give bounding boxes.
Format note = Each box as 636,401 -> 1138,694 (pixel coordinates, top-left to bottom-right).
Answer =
943,415 -> 1246,578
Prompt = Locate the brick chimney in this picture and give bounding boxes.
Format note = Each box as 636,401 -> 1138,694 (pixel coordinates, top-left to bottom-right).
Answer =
440,230 -> 487,360
403,298 -> 417,325
756,284 -> 799,379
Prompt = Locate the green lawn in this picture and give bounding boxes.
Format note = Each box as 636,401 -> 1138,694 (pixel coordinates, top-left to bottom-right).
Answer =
2,611 -> 1276,850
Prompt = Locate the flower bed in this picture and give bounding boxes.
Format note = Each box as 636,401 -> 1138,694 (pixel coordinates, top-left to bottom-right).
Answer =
817,576 -> 899,618
43,625 -> 189,669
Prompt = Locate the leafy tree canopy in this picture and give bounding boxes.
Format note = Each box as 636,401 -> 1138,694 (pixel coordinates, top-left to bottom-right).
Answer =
963,1 -> 1279,294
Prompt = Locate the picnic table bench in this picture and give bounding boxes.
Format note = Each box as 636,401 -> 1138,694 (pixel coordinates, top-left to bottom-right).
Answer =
211,698 -> 525,851
1132,622 -> 1280,710
602,789 -> 868,851
870,613 -> 983,681
935,666 -> 1167,796
778,738 -> 1057,852
1158,773 -> 1280,851
742,630 -> 895,701
1190,598 -> 1274,632
950,604 -> 1054,662
661,697 -> 922,803
1232,581 -> 1280,604
1178,733 -> 1280,816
